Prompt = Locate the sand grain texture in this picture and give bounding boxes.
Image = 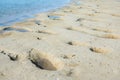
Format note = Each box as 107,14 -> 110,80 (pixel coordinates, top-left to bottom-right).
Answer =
0,0 -> 120,80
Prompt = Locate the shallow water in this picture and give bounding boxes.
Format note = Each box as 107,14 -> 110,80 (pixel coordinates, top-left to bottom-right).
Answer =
0,0 -> 70,26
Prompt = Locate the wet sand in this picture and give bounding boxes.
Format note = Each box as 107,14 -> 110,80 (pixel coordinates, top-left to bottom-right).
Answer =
0,0 -> 120,80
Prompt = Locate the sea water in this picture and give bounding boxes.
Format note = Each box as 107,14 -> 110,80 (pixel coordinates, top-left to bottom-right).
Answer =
0,0 -> 70,26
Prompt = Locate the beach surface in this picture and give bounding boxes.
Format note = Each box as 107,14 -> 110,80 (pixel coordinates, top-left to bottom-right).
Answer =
0,0 -> 120,80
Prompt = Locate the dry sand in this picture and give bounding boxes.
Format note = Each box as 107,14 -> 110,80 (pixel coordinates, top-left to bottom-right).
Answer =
0,0 -> 120,80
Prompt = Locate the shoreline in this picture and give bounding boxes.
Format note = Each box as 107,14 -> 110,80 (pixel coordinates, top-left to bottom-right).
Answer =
0,0 -> 71,27
0,0 -> 120,80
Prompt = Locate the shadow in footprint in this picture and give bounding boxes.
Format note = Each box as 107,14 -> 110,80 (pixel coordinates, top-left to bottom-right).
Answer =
8,54 -> 18,61
0,50 -> 18,61
67,41 -> 89,47
3,27 -> 29,32
29,49 -> 64,71
90,47 -> 110,54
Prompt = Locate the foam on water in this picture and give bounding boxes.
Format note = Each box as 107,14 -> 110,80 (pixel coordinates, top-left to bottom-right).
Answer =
0,0 -> 70,26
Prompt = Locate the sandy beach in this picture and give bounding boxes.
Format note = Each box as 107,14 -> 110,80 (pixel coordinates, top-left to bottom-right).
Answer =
0,0 -> 120,80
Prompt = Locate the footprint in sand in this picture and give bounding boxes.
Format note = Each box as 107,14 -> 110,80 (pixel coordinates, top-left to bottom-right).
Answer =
101,33 -> 120,39
66,27 -> 88,34
67,41 -> 89,47
37,30 -> 57,35
8,54 -> 18,61
90,47 -> 110,54
91,28 -> 113,33
66,40 -> 111,54
0,50 -> 18,61
66,27 -> 120,40
28,49 -> 64,71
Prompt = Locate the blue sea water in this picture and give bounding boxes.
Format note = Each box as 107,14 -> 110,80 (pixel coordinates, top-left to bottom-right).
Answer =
0,0 -> 70,26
